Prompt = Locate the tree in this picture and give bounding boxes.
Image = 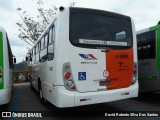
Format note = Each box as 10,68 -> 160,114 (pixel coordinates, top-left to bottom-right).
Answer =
16,0 -> 57,46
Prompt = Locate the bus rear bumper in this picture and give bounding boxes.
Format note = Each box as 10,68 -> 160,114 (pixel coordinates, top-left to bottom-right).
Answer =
74,82 -> 138,107
56,82 -> 138,108
0,88 -> 12,105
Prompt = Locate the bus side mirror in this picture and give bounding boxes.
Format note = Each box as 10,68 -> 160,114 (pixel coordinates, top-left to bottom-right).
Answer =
14,58 -> 16,63
26,57 -> 28,61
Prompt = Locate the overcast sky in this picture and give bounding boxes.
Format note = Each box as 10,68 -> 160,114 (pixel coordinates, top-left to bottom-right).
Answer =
0,0 -> 160,62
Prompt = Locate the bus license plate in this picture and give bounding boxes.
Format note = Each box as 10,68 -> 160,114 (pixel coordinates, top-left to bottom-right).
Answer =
99,80 -> 112,86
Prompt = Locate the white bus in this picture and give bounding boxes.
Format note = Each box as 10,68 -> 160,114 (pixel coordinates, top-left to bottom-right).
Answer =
26,7 -> 138,108
137,23 -> 160,92
0,27 -> 15,105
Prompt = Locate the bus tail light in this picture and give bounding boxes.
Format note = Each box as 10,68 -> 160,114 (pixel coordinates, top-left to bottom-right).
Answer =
132,62 -> 138,85
0,67 -> 2,79
65,72 -> 71,79
63,63 -> 77,91
133,70 -> 137,75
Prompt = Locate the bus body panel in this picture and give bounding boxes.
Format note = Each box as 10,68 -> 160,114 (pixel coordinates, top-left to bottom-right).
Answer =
31,63 -> 40,91
42,80 -> 57,105
69,47 -> 106,92
105,48 -> 134,90
54,8 -> 70,86
31,59 -> 57,99
0,31 -> 4,90
68,46 -> 134,92
74,82 -> 138,107
156,28 -> 160,90
138,59 -> 158,92
53,82 -> 138,108
3,33 -> 12,90
0,87 -> 11,105
0,28 -> 12,105
55,86 -> 75,108
131,18 -> 138,63
41,60 -> 56,102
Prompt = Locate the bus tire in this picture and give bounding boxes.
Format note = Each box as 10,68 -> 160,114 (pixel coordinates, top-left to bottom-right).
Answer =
38,82 -> 46,104
29,80 -> 33,90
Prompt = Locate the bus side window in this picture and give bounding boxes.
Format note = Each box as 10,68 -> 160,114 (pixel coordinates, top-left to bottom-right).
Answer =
35,42 -> 40,63
31,50 -> 33,63
41,38 -> 45,50
38,42 -> 41,62
48,26 -> 55,61
137,37 -> 142,59
32,48 -> 36,63
40,35 -> 48,62
44,34 -> 48,48
29,50 -> 32,62
137,30 -> 156,60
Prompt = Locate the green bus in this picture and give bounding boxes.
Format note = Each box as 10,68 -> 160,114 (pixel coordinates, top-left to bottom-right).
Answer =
137,23 -> 160,92
0,27 -> 15,105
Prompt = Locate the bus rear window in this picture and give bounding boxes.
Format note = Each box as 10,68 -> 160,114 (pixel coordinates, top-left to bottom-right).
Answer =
70,9 -> 133,49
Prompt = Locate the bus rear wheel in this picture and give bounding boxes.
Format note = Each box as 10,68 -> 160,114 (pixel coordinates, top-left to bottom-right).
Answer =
39,83 -> 46,104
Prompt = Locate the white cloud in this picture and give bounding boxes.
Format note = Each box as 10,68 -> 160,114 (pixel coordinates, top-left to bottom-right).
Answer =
51,0 -> 160,30
1,0 -> 160,62
0,0 -> 14,11
118,0 -> 160,30
12,46 -> 29,62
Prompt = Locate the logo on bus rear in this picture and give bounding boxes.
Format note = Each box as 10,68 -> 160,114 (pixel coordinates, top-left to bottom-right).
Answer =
79,54 -> 98,60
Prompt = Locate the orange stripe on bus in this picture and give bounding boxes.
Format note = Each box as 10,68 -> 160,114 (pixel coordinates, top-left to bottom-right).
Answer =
105,48 -> 133,90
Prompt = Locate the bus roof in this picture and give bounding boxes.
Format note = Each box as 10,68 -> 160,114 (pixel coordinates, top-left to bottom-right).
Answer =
136,28 -> 150,35
137,24 -> 160,35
